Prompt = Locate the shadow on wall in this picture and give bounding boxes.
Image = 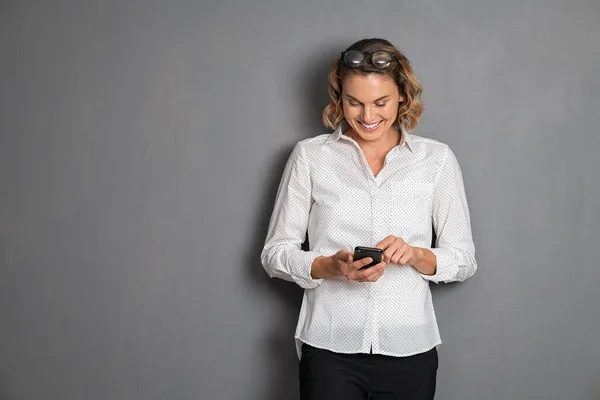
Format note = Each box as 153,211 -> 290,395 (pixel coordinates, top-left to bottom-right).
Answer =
245,144 -> 302,400
293,48 -> 337,137
244,44 -> 340,400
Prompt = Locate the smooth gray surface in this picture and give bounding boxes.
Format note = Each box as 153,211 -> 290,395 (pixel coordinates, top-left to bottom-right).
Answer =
1,1 -> 599,399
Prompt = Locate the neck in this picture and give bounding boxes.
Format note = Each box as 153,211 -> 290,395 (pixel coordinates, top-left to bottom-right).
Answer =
349,126 -> 401,155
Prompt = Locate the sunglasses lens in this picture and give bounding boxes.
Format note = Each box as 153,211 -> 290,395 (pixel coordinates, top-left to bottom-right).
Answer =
343,50 -> 364,68
371,51 -> 393,68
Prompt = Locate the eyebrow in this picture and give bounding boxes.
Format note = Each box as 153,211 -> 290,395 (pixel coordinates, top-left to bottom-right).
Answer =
345,95 -> 391,103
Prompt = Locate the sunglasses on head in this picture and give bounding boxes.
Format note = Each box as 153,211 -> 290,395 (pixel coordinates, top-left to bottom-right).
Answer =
341,50 -> 397,69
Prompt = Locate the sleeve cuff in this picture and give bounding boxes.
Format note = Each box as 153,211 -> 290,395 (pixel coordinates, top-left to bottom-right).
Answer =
419,247 -> 459,283
292,250 -> 324,289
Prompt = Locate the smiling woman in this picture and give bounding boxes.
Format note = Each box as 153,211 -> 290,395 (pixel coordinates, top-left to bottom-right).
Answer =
323,38 -> 424,134
343,75 -> 401,137
261,38 -> 477,400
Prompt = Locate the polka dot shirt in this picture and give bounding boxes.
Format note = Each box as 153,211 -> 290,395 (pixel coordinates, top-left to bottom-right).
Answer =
261,124 -> 477,359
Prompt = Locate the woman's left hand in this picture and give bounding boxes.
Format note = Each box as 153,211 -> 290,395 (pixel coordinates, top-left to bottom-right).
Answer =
376,235 -> 419,266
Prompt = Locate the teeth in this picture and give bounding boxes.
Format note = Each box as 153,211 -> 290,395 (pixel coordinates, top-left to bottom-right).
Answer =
361,121 -> 381,129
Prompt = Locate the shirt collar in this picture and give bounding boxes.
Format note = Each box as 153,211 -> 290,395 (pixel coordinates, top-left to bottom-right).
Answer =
326,122 -> 414,152
325,123 -> 345,143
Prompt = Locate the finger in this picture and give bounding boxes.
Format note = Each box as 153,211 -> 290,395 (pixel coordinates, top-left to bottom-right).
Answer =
347,252 -> 354,263
394,243 -> 410,264
376,235 -> 397,250
364,264 -> 385,281
352,257 -> 373,270
334,250 -> 352,268
393,239 -> 414,264
391,243 -> 408,264
337,250 -> 353,263
367,266 -> 385,282
383,241 -> 402,264
399,246 -> 414,265
351,262 -> 385,281
343,258 -> 370,277
359,267 -> 384,282
346,267 -> 366,281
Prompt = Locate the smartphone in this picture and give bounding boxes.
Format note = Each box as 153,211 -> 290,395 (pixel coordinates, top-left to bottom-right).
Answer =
353,246 -> 383,270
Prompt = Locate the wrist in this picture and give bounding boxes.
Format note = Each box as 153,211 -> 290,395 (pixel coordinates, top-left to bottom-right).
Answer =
311,255 -> 334,279
412,247 -> 437,275
413,247 -> 424,264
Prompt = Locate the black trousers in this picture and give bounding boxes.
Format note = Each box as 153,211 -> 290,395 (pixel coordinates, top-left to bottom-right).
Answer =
299,344 -> 438,400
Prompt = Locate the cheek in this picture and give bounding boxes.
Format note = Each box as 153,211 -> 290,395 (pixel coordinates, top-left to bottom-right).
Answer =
384,104 -> 399,119
342,105 -> 358,119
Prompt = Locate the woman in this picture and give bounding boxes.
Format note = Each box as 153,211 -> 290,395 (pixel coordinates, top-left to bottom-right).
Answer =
261,38 -> 477,400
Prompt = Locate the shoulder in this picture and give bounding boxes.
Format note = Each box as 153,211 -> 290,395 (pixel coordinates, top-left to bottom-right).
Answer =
292,133 -> 337,160
407,134 -> 466,181
295,133 -> 334,150
406,133 -> 454,163
407,133 -> 450,154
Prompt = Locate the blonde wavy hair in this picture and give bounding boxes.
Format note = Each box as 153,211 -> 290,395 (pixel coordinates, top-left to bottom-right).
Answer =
322,38 -> 424,132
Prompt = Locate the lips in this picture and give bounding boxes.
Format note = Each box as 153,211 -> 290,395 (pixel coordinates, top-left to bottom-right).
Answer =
359,120 -> 382,130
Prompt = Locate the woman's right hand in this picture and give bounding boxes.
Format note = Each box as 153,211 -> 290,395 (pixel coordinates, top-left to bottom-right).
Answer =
311,250 -> 386,282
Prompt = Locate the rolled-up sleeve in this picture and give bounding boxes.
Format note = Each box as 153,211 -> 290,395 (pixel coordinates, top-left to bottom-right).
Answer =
421,145 -> 477,283
261,142 -> 324,289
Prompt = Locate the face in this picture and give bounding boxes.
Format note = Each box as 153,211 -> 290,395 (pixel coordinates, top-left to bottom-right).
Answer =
341,73 -> 403,144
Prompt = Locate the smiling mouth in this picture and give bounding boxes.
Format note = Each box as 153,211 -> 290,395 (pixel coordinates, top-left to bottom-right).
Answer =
359,120 -> 382,130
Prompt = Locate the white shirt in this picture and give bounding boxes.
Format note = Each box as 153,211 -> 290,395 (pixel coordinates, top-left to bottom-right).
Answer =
261,124 -> 477,358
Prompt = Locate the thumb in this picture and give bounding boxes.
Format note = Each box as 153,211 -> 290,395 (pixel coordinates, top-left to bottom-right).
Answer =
339,249 -> 353,263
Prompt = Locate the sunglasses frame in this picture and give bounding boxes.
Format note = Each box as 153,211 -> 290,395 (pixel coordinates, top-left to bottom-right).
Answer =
341,50 -> 398,69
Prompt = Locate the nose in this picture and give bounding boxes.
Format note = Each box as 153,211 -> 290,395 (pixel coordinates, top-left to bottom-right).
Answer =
362,106 -> 372,122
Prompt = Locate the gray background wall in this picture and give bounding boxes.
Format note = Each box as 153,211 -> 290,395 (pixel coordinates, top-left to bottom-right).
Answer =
1,0 -> 599,399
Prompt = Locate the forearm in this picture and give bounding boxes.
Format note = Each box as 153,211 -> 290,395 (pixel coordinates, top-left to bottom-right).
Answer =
420,246 -> 477,283
425,145 -> 477,283
310,255 -> 335,279
261,142 -> 324,289
261,244 -> 324,289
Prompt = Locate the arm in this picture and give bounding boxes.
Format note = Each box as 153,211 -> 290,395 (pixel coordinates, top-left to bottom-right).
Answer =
411,247 -> 437,276
376,237 -> 437,276
421,145 -> 477,283
260,143 -> 324,289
